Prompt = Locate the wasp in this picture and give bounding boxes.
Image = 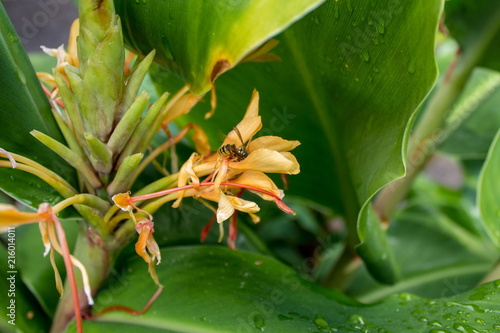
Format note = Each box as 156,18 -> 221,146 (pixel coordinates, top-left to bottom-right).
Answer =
218,127 -> 248,162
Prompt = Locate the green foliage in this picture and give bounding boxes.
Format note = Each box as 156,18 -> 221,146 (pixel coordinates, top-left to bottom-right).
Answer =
1,0 -> 500,332
69,246 -> 500,332
0,5 -> 77,209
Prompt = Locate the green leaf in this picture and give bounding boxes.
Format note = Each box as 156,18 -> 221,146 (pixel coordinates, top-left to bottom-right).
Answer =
347,176 -> 496,302
445,0 -> 500,72
114,0 -> 326,94
478,128 -> 500,248
356,204 -> 400,284
440,68 -> 500,159
0,5 -> 77,210
66,246 -> 500,332
0,240 -> 51,332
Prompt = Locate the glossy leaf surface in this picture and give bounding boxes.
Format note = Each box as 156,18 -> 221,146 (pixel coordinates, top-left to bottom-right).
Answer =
0,6 -> 77,209
114,0 -> 326,94
67,246 -> 500,332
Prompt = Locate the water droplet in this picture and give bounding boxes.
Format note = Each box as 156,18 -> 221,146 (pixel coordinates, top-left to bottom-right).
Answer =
412,309 -> 426,316
408,59 -> 416,74
253,314 -> 266,331
474,318 -> 486,326
453,323 -> 481,333
360,50 -> 370,63
312,15 -> 320,24
314,315 -> 329,328
469,292 -> 487,301
142,0 -> 147,3
494,280 -> 500,289
419,316 -> 428,322
199,317 -> 206,321
10,176 -> 15,181
427,320 -> 443,327
429,329 -> 452,333
348,314 -> 365,325
373,67 -> 380,73
445,302 -> 485,313
347,0 -> 353,14
398,293 -> 413,301
376,19 -> 385,35
334,1 -> 339,19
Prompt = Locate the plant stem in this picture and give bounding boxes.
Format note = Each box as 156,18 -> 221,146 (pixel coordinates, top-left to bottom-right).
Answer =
51,223 -> 112,333
374,8 -> 500,220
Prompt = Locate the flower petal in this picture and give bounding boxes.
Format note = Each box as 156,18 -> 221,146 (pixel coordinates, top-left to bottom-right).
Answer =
0,204 -> 42,226
227,196 -> 260,214
247,136 -> 300,152
229,171 -> 282,200
163,93 -> 203,124
223,116 -> 262,146
222,90 -> 262,145
230,149 -> 300,174
216,191 -> 235,223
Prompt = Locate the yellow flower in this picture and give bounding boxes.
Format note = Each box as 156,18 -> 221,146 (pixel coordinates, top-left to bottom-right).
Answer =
112,89 -> 300,249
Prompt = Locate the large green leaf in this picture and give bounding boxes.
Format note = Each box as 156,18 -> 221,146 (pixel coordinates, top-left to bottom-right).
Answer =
66,246 -> 500,332
0,5 -> 77,209
114,0 -> 326,94
478,128 -> 500,248
445,0 -> 500,72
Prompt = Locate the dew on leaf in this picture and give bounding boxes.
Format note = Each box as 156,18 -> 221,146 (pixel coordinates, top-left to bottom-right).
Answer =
253,314 -> 266,331
453,323 -> 481,333
314,314 -> 329,328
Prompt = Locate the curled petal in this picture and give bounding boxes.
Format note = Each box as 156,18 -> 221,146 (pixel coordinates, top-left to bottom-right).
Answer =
216,191 -> 235,223
146,233 -> 161,265
227,196 -> 260,214
247,136 -> 300,152
112,192 -> 133,211
173,153 -> 201,208
244,89 -> 260,118
39,221 -> 52,256
163,93 -> 203,124
49,249 -> 64,297
67,19 -> 79,67
230,149 -> 300,174
0,148 -> 18,168
191,123 -> 211,155
135,222 -> 153,264
222,91 -> 262,145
